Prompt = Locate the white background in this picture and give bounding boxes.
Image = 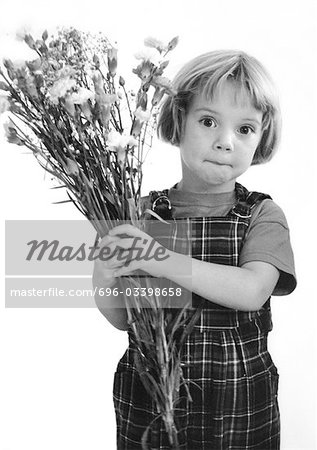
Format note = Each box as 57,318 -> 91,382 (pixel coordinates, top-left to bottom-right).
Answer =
1,0 -> 316,449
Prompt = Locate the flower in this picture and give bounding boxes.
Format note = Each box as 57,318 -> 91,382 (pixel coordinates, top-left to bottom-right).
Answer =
11,60 -> 27,70
134,106 -> 151,122
3,120 -> 23,145
133,60 -> 153,82
57,67 -> 76,78
24,74 -> 39,98
93,53 -> 100,68
24,34 -> 36,50
131,119 -> 142,137
134,48 -> 161,66
92,71 -> 104,95
0,94 -> 10,115
107,47 -> 118,77
0,81 -> 9,91
81,102 -> 93,121
151,75 -> 174,93
42,30 -> 48,41
64,97 -> 76,116
100,104 -> 111,127
107,130 -> 138,150
26,58 -> 42,73
107,130 -> 136,165
95,92 -> 117,106
16,26 -> 32,42
48,77 -> 77,104
94,91 -> 117,126
69,87 -> 95,105
144,37 -> 168,53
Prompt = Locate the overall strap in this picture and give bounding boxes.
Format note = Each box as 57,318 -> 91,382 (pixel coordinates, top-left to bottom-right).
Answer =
230,182 -> 272,218
148,183 -> 272,220
148,188 -> 173,220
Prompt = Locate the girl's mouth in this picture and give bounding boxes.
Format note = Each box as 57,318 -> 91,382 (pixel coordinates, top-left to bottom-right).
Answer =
205,160 -> 230,166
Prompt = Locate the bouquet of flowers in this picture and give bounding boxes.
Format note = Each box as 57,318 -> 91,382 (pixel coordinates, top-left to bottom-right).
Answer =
0,28 -> 200,449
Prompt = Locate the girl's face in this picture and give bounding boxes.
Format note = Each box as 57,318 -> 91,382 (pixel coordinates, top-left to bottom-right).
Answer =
178,81 -> 263,193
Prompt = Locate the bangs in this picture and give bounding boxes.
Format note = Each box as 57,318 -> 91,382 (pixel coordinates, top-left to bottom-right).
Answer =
175,51 -> 276,117
200,67 -> 271,114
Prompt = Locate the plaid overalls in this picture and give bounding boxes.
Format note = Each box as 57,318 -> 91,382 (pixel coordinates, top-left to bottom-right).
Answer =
113,183 -> 280,449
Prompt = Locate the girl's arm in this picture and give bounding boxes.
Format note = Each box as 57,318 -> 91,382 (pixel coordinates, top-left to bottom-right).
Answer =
93,290 -> 129,331
153,252 -> 279,311
93,277 -> 129,330
109,225 -> 280,311
93,236 -> 129,331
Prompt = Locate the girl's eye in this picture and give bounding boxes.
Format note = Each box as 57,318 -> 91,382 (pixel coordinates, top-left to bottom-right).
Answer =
239,125 -> 254,135
200,117 -> 216,128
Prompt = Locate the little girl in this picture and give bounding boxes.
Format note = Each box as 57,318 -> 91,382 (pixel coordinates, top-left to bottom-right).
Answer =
93,50 -> 296,449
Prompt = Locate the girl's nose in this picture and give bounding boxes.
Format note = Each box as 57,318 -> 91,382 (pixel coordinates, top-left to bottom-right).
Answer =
213,132 -> 234,152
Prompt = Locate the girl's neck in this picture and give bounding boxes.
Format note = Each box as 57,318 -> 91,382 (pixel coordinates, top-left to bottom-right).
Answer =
176,179 -> 236,194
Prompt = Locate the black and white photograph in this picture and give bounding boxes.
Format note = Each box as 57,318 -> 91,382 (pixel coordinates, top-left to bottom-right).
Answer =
1,0 -> 316,449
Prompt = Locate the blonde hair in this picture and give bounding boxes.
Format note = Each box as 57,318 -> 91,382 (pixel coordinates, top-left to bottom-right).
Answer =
158,50 -> 281,165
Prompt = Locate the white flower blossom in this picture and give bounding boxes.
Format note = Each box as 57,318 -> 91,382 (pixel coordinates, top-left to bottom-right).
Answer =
134,106 -> 151,122
11,59 -> 26,70
48,77 -> 77,104
107,130 -> 138,150
96,92 -> 118,106
144,37 -> 168,53
81,102 -> 93,121
134,48 -> 161,66
64,97 -> 76,116
92,71 -> 104,95
57,66 -> 76,79
69,88 -> 95,105
152,76 -> 173,90
107,130 -> 137,165
16,26 -> 32,42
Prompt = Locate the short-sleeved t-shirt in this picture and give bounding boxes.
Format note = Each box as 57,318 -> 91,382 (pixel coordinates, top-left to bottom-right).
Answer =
142,184 -> 296,296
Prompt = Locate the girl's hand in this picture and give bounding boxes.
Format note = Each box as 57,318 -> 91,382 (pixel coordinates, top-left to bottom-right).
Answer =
106,224 -> 172,278
92,233 -> 125,291
92,232 -> 130,330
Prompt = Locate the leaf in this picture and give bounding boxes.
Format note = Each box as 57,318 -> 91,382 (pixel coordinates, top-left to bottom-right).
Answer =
50,184 -> 67,189
178,302 -> 204,348
52,199 -> 73,204
102,189 -> 117,206
141,414 -> 162,450
127,197 -> 138,226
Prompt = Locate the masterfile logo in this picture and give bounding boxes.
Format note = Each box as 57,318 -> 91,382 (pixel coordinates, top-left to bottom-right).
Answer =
5,219 -> 193,308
